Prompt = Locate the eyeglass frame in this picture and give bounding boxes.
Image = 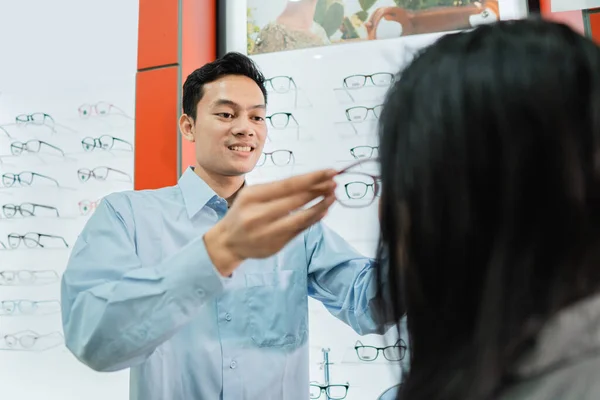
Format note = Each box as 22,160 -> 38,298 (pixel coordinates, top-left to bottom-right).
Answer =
335,158 -> 381,208
10,139 -> 65,157
78,102 -> 132,119
350,145 -> 379,160
15,113 -> 55,130
81,135 -> 133,152
0,299 -> 61,316
265,75 -> 298,107
1,171 -> 60,187
354,339 -> 407,362
309,382 -> 350,400
77,166 -> 132,182
2,202 -> 60,218
256,149 -> 295,167
5,232 -> 70,249
0,270 -> 60,285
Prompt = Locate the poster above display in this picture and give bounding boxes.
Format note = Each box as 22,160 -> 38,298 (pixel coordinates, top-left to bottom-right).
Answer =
247,0 -> 503,55
551,0 -> 600,12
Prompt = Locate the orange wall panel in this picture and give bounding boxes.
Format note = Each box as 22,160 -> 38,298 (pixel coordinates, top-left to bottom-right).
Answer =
134,67 -> 179,189
137,0 -> 180,70
180,0 -> 217,172
588,11 -> 600,43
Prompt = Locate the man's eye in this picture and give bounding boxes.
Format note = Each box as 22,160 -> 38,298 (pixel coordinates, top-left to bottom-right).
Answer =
217,113 -> 233,119
253,116 -> 265,121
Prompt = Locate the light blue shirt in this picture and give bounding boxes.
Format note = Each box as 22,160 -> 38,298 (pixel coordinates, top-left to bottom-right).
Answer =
61,167 -> 381,400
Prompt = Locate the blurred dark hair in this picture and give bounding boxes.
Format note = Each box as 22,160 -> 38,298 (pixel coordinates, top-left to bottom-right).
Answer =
182,51 -> 267,120
376,18 -> 600,400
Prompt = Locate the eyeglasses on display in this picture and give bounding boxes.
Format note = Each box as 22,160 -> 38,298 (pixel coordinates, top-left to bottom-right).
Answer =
350,145 -> 379,160
309,382 -> 350,400
78,102 -> 132,119
2,202 -> 60,218
343,73 -> 394,89
355,339 -> 407,362
1,330 -> 64,352
1,171 -> 59,187
265,75 -> 297,94
256,150 -> 295,167
265,76 -> 298,107
10,140 -> 65,157
0,126 -> 11,138
79,199 -> 100,215
334,159 -> 381,208
345,105 -> 383,122
0,299 -> 61,316
77,166 -> 132,183
1,232 -> 69,249
15,112 -> 55,128
0,270 -> 60,286
81,135 -> 133,152
266,112 -> 299,129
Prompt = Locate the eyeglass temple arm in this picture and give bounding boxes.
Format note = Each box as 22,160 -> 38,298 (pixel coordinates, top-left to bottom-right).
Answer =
107,167 -> 132,181
40,141 -> 65,155
34,173 -> 60,186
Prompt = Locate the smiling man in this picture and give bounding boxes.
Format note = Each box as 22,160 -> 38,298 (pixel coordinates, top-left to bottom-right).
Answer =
61,52 -> 386,400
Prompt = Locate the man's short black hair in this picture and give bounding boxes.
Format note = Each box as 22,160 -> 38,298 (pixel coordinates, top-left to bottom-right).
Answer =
182,52 -> 267,120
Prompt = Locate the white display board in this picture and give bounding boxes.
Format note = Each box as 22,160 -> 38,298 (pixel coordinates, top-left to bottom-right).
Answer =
0,1 -> 137,399
243,0 -> 530,398
551,0 -> 600,12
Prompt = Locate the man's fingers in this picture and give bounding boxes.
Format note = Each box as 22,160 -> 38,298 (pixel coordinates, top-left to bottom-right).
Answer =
259,181 -> 336,220
263,194 -> 336,240
243,169 -> 337,202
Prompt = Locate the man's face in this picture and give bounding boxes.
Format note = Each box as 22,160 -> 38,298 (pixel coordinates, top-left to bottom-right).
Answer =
182,75 -> 267,177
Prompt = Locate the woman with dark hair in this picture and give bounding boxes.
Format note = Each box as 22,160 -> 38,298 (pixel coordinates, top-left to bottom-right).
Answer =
375,18 -> 600,400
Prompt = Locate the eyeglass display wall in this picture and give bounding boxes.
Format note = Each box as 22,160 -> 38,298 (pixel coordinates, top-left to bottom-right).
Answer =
231,0 -> 531,398
0,1 -> 137,399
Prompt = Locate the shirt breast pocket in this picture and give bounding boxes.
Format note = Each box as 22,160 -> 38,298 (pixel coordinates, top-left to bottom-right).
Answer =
244,270 -> 308,347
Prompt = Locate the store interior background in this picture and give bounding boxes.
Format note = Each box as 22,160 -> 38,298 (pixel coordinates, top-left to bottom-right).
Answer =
0,0 -> 597,399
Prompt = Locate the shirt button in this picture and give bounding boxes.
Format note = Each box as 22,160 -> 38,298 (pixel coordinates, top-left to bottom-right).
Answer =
230,361 -> 237,369
225,313 -> 232,321
196,289 -> 205,298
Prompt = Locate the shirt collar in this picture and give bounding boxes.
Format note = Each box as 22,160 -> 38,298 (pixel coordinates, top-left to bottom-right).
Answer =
178,166 -> 218,218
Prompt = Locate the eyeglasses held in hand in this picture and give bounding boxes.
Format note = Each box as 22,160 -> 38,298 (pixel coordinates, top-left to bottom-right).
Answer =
77,166 -> 132,182
355,339 -> 407,362
256,150 -> 295,167
334,159 -> 380,208
5,232 -> 69,249
309,382 -> 350,400
2,202 -> 60,218
1,171 -> 59,187
10,140 -> 65,157
81,135 -> 133,152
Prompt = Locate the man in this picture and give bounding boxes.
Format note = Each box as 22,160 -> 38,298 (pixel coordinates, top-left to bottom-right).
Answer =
61,52 -> 383,400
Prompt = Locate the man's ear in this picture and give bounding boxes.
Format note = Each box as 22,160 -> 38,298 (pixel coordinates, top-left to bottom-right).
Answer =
179,114 -> 195,142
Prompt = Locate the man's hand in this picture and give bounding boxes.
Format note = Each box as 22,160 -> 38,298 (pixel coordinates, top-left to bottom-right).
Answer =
204,169 -> 338,277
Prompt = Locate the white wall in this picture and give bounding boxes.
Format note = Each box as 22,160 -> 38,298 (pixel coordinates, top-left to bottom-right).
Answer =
0,1 -> 137,399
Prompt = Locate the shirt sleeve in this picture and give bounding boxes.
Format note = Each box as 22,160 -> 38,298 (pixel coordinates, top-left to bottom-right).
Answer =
305,222 -> 385,335
61,194 -> 226,372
